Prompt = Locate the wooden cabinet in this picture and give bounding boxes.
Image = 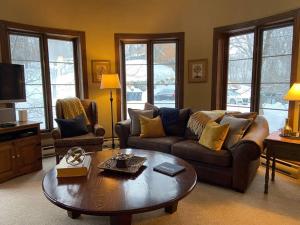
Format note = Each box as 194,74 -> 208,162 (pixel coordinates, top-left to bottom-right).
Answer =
0,122 -> 42,183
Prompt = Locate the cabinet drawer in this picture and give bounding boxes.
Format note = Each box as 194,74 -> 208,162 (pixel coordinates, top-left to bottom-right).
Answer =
14,136 -> 40,147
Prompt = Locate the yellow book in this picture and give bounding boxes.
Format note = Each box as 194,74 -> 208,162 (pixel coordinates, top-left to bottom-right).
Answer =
56,155 -> 91,178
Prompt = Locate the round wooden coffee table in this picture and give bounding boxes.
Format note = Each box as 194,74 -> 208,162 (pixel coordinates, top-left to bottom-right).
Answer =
42,148 -> 197,225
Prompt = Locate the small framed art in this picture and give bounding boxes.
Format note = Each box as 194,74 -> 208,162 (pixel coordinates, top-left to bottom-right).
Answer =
91,60 -> 111,83
188,59 -> 208,83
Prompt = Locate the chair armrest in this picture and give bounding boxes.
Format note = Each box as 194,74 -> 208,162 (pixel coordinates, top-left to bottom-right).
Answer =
115,119 -> 131,148
51,128 -> 62,140
94,124 -> 105,137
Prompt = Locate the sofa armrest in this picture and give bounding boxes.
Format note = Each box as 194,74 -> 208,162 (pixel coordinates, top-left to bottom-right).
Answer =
51,128 -> 62,140
94,123 -> 105,137
115,119 -> 131,148
230,115 -> 269,192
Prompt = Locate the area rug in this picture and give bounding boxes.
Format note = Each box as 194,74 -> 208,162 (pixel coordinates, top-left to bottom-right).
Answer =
0,155 -> 299,225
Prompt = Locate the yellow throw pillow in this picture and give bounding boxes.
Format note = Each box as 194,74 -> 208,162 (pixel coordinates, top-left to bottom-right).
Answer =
139,115 -> 166,138
199,121 -> 230,151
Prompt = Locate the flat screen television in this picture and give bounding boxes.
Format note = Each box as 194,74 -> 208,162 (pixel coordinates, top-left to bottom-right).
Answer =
0,63 -> 26,103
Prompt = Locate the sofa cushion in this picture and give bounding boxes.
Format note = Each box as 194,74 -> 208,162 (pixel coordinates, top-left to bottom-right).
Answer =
128,108 -> 154,136
161,108 -> 190,136
220,115 -> 253,149
199,121 -> 230,151
185,110 -> 224,139
159,107 -> 180,135
139,116 -> 166,138
54,132 -> 103,147
127,136 -> 184,154
172,140 -> 232,167
145,103 -> 191,137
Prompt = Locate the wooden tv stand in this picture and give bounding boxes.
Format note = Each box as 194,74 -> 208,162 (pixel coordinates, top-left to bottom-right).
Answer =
0,121 -> 42,183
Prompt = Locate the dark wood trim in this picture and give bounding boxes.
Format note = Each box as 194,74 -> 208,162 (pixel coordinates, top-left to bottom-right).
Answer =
114,32 -> 184,119
289,11 -> 300,128
77,32 -> 89,98
177,33 -> 185,109
214,8 -> 299,33
41,34 -> 52,130
0,20 -> 85,38
148,41 -> 153,105
114,36 -> 122,122
0,23 -> 10,63
252,27 -> 262,112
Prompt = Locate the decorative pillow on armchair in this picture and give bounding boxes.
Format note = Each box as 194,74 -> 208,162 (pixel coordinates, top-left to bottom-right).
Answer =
55,114 -> 89,138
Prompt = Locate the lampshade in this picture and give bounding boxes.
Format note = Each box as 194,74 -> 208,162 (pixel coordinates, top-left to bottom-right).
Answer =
100,74 -> 121,89
284,83 -> 300,101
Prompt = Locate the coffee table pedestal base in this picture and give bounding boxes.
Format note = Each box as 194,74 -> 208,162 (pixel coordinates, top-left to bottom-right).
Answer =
165,202 -> 178,214
67,211 -> 81,219
110,214 -> 132,225
66,203 -> 178,225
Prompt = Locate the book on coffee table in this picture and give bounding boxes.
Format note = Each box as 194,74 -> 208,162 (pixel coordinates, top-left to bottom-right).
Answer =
56,155 -> 91,178
153,162 -> 185,176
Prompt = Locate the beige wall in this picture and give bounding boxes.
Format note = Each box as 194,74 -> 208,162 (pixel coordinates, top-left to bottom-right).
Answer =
1,0 -> 300,136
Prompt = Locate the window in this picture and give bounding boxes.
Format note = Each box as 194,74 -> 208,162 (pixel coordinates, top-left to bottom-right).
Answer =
115,33 -> 184,119
124,43 -> 148,111
153,43 -> 176,108
48,39 -> 77,127
259,26 -> 293,132
10,35 -> 46,128
0,21 -> 88,131
212,10 -> 300,132
226,33 -> 254,112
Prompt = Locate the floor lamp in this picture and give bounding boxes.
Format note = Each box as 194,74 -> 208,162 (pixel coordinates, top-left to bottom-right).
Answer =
100,74 -> 121,149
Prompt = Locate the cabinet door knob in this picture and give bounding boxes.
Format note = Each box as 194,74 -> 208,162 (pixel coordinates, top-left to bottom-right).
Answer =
17,154 -> 20,158
12,155 -> 16,159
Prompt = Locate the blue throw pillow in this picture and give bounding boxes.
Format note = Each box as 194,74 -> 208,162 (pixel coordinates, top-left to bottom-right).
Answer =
159,108 -> 180,135
158,108 -> 191,136
55,114 -> 88,138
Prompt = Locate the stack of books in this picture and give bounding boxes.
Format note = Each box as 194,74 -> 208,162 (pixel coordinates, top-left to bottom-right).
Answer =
56,155 -> 91,178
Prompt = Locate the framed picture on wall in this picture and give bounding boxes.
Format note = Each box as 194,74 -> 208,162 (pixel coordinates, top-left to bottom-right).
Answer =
188,59 -> 208,83
91,60 -> 111,83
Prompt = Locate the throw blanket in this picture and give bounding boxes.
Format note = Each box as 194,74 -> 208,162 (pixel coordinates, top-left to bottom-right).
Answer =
159,107 -> 180,135
57,97 -> 90,125
187,111 -> 225,138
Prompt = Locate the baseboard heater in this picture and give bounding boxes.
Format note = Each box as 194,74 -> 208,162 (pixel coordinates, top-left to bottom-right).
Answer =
260,155 -> 300,179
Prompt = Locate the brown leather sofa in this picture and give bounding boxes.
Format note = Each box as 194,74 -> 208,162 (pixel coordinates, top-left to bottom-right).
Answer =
115,113 -> 269,192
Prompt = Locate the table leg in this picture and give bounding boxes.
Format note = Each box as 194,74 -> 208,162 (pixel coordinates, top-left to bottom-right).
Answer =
264,152 -> 270,194
271,157 -> 276,181
110,214 -> 132,225
67,211 -> 80,219
165,202 -> 178,214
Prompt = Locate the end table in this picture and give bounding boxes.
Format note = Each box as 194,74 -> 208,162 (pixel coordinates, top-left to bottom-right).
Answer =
264,131 -> 300,194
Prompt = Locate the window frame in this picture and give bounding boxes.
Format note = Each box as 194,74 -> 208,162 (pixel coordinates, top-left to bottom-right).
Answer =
211,9 -> 300,127
0,20 -> 88,131
115,33 -> 184,120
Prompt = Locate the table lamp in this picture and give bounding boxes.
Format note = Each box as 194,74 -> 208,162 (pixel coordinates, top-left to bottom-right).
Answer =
100,74 -> 121,149
284,83 -> 300,133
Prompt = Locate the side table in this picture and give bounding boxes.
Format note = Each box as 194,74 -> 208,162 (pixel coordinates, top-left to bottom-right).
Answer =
264,131 -> 300,194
